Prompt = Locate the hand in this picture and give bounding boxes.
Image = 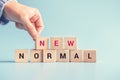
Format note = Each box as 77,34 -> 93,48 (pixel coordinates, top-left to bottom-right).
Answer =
4,1 -> 44,41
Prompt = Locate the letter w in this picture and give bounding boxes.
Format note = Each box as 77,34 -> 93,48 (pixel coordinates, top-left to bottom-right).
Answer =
67,41 -> 74,46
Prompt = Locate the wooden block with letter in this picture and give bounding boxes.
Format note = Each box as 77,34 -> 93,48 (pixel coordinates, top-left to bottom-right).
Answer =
57,50 -> 69,62
43,50 -> 56,62
30,49 -> 43,62
84,50 -> 96,62
35,37 -> 48,49
50,37 -> 63,49
15,49 -> 28,63
70,50 -> 82,62
64,37 -> 77,49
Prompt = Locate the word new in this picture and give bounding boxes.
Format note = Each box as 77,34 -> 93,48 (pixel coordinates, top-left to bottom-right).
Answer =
15,37 -> 96,63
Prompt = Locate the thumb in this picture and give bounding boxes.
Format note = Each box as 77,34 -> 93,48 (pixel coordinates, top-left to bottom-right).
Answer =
23,19 -> 39,41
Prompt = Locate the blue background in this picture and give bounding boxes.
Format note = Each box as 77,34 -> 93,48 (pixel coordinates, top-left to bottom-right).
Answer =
0,0 -> 120,80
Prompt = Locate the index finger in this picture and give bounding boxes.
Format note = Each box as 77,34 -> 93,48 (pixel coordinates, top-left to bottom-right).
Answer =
35,16 -> 44,34
34,10 -> 44,34
24,18 -> 39,41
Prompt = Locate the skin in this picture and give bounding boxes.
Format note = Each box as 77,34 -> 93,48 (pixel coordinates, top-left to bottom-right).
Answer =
3,1 -> 44,41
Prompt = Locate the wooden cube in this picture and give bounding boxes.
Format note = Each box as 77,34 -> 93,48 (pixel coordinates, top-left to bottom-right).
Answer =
84,50 -> 96,62
30,49 -> 43,62
35,37 -> 48,49
64,37 -> 77,49
70,50 -> 82,62
15,49 -> 28,63
50,37 -> 63,49
57,50 -> 69,62
43,50 -> 56,62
